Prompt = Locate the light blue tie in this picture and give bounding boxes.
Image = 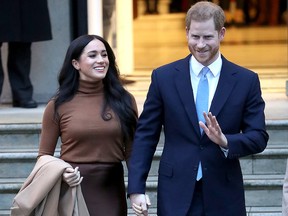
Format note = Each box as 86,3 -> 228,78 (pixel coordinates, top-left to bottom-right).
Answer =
195,66 -> 210,181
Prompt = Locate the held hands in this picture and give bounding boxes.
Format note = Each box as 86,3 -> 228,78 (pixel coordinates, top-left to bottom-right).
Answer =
130,194 -> 151,216
199,112 -> 228,148
62,166 -> 83,187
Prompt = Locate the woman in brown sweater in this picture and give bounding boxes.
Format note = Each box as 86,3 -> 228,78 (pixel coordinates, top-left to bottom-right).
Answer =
38,34 -> 138,215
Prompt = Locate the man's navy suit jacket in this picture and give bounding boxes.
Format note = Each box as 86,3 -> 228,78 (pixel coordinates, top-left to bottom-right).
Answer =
128,54 -> 269,216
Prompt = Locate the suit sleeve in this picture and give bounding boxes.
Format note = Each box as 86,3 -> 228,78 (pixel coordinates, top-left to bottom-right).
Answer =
124,93 -> 139,163
226,73 -> 269,158
127,70 -> 164,195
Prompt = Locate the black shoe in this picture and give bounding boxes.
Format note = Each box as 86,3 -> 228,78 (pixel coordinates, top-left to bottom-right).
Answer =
13,100 -> 38,108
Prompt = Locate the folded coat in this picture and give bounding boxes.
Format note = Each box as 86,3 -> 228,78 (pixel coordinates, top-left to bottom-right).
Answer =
10,155 -> 90,216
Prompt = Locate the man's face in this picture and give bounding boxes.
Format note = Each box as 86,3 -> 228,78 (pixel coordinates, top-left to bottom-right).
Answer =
186,18 -> 225,66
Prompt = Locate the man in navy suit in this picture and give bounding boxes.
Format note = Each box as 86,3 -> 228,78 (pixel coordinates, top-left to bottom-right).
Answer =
128,1 -> 269,216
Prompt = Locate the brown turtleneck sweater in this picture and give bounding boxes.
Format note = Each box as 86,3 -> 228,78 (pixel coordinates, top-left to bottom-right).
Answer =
38,80 -> 137,163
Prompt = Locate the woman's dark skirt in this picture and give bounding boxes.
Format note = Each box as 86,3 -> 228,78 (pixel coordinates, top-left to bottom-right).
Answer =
69,162 -> 127,216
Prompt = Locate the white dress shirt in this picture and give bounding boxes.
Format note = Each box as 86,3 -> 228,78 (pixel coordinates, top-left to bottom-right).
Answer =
189,53 -> 228,156
190,54 -> 222,109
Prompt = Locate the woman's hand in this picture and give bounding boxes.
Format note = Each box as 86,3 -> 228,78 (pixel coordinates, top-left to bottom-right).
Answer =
62,166 -> 83,187
130,194 -> 151,216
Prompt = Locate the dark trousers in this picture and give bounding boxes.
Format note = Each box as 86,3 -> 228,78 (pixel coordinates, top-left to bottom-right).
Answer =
0,42 -> 33,102
187,180 -> 205,216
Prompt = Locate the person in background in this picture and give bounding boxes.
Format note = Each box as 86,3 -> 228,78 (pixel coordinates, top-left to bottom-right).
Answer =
144,0 -> 159,14
283,159 -> 288,216
169,0 -> 183,13
252,0 -> 280,26
38,34 -> 138,216
0,0 -> 52,108
103,0 -> 116,39
220,0 -> 246,26
128,1 -> 268,216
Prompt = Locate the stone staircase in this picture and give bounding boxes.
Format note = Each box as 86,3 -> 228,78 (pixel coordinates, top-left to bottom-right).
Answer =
0,119 -> 287,215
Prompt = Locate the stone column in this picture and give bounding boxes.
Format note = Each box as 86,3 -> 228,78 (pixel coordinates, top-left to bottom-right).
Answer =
87,0 -> 103,36
115,0 -> 134,74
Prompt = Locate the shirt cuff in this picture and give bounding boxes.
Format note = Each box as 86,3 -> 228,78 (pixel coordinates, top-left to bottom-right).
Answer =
220,146 -> 229,157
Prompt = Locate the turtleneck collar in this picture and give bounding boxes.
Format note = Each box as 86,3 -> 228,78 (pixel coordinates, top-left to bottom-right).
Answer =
77,79 -> 104,94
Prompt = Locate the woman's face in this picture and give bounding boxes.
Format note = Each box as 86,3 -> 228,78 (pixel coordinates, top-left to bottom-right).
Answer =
186,18 -> 225,66
72,39 -> 109,82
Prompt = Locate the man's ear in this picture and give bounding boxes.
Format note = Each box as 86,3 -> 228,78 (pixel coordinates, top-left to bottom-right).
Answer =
219,27 -> 226,41
72,59 -> 79,70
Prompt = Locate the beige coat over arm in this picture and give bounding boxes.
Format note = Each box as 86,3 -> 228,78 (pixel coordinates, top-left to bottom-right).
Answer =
10,155 -> 89,216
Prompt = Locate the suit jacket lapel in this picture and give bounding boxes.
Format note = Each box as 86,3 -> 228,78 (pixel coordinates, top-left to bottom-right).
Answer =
210,56 -> 237,116
174,55 -> 200,134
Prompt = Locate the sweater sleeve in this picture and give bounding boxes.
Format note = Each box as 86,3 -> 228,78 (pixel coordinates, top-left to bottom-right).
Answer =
38,100 -> 61,157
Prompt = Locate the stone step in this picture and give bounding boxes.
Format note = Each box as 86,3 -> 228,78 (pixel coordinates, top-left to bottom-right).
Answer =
130,174 -> 284,208
122,145 -> 288,177
0,149 -> 285,213
1,120 -> 286,151
156,120 -> 288,148
0,120 -> 286,214
0,178 -> 23,213
0,143 -> 287,179
0,174 -> 283,214
0,151 -> 285,212
129,175 -> 284,215
244,175 -> 284,208
127,207 -> 283,216
265,120 -> 288,146
240,146 -> 288,175
0,124 -> 41,150
0,207 -> 283,216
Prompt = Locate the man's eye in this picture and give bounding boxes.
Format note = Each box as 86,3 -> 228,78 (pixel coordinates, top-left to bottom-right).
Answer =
205,36 -> 213,39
